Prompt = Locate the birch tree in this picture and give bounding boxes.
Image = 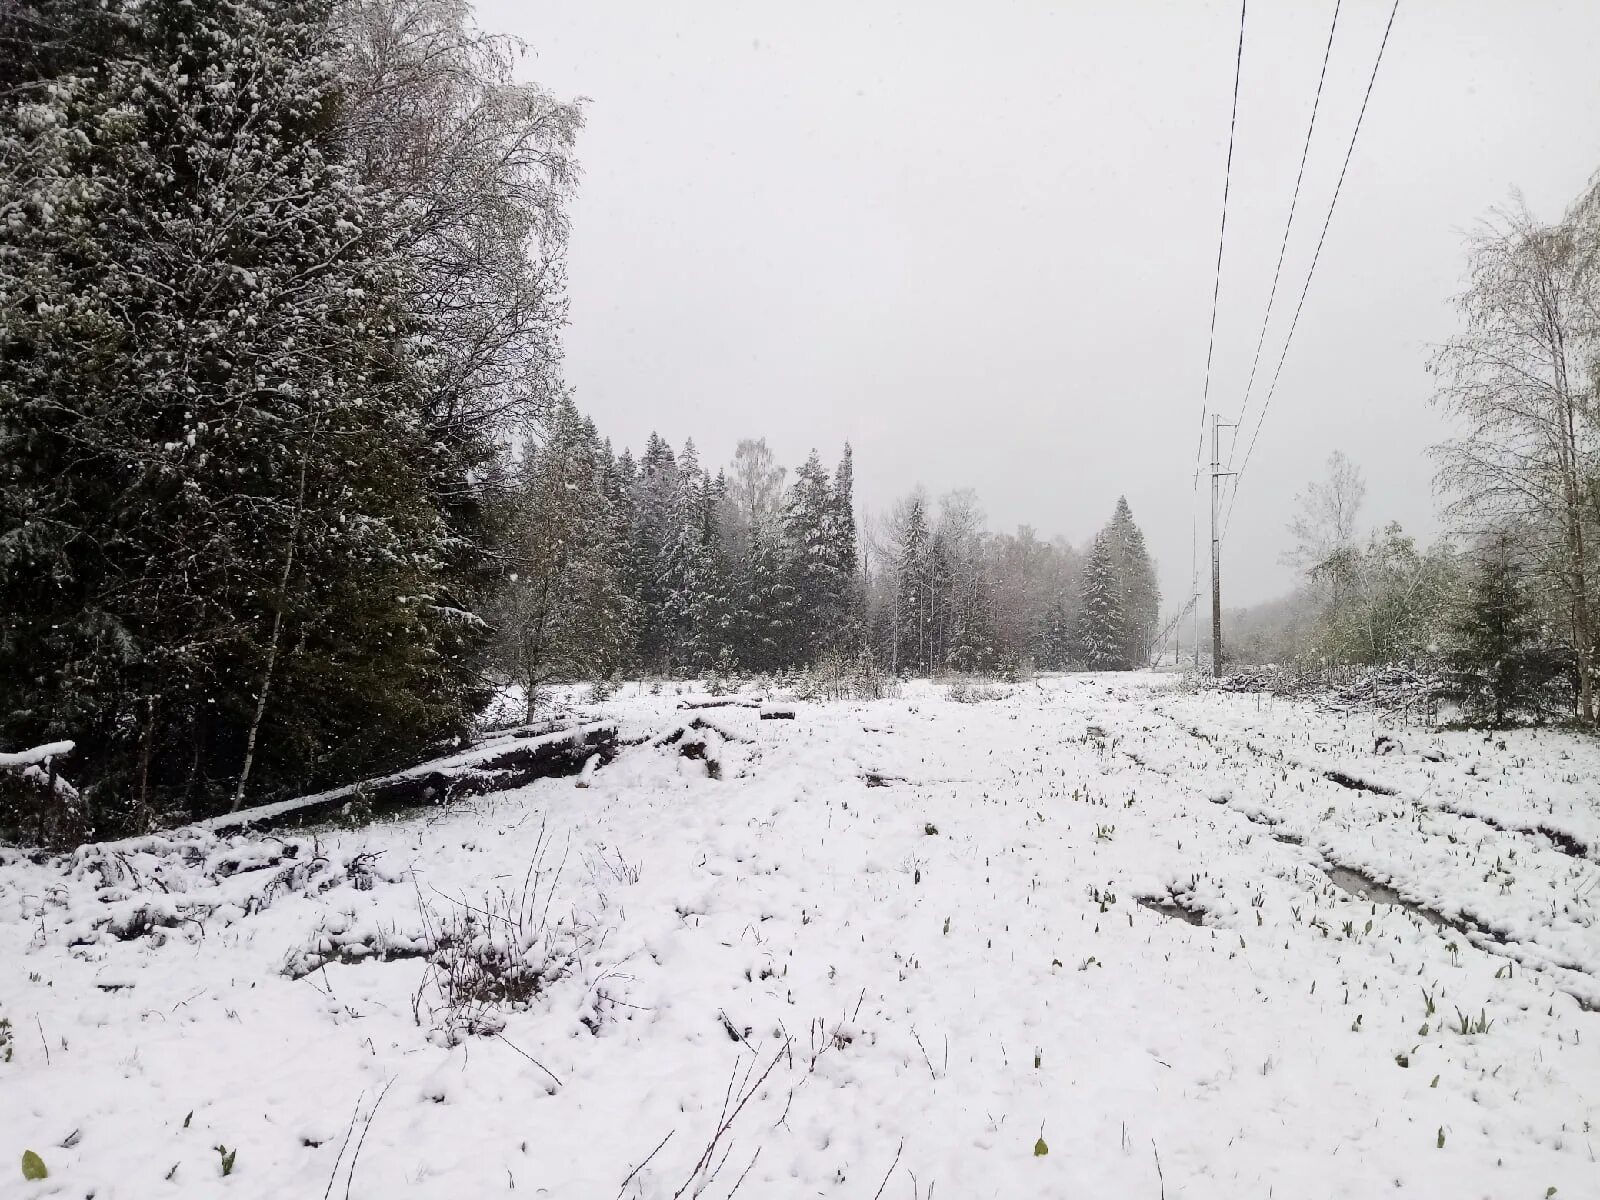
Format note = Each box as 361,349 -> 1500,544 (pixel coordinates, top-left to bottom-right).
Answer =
1430,204 -> 1600,720
337,0 -> 584,681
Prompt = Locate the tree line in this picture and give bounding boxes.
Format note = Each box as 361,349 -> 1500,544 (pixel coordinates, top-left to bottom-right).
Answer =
0,0 -> 1162,841
494,411 -> 1163,716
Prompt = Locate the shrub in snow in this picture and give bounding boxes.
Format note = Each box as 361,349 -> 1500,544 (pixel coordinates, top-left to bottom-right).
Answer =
412,893 -> 585,1044
408,825 -> 591,1047
947,680 -> 1006,704
705,651 -> 741,697
797,650 -> 900,703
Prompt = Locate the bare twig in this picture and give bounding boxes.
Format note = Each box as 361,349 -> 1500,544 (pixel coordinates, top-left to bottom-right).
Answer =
616,1130 -> 673,1198
673,1042 -> 790,1199
343,1079 -> 394,1200
725,1147 -> 762,1198
322,1090 -> 366,1200
870,1139 -> 904,1200
910,1027 -> 937,1080
495,1031 -> 564,1088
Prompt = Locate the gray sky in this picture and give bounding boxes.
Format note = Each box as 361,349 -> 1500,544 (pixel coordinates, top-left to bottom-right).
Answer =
479,0 -> 1600,608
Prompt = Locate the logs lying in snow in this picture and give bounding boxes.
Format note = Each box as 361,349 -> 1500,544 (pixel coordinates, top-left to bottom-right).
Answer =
200,722 -> 618,835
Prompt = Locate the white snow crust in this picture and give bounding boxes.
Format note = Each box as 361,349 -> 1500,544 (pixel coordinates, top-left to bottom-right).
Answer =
2,675 -> 1596,1198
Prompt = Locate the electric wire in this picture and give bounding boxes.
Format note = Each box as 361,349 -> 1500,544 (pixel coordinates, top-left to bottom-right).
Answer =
1221,0 -> 1400,542
1194,0 -> 1250,481
1228,0 -> 1343,465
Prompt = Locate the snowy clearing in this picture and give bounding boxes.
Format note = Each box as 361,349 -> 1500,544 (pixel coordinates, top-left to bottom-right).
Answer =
4,674 -> 1598,1198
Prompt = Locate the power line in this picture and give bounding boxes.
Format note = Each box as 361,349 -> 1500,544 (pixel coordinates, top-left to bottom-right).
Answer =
1228,0 -> 1343,465
1190,0 -> 1248,668
1194,0 -> 1250,480
1222,0 -> 1400,541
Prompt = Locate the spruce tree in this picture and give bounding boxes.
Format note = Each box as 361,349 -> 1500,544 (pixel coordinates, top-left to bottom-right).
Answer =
495,399 -> 629,718
663,439 -> 719,673
829,445 -> 864,652
893,498 -> 932,674
1040,591 -> 1076,670
1107,497 -> 1160,668
782,451 -> 838,663
1449,534 -> 1540,727
626,433 -> 677,673
740,524 -> 794,672
1076,532 -> 1126,670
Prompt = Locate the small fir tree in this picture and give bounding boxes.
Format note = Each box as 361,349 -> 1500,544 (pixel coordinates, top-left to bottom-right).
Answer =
1449,534 -> 1540,727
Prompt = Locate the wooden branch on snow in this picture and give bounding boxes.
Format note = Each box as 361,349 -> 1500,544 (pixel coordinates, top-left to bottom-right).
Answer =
198,722 -> 618,835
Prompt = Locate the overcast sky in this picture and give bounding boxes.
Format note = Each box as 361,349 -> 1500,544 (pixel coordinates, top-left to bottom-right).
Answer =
478,0 -> 1600,609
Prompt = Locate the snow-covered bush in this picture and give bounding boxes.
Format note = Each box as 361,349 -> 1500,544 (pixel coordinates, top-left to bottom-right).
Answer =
412,891 -> 586,1044
705,652 -> 742,697
797,651 -> 900,702
410,825 -> 589,1046
947,680 -> 1006,704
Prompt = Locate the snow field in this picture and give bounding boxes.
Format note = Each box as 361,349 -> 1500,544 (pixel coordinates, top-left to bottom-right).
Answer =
2,674 -> 1596,1198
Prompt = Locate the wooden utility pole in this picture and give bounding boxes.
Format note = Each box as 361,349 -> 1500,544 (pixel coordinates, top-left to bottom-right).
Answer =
1210,414 -> 1235,677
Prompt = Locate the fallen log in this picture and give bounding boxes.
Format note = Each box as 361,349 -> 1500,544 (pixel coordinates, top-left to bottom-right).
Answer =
198,722 -> 618,835
1,740 -> 84,845
0,740 -> 75,770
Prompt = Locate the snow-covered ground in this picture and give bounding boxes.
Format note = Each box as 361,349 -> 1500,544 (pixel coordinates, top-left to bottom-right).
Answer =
4,674 -> 1597,1198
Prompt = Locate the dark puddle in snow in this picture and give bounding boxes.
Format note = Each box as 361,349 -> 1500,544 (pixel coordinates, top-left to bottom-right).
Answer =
1536,825 -> 1592,861
1323,769 -> 1397,796
1432,803 -> 1593,862
1137,897 -> 1205,926
1325,866 -> 1449,930
1324,865 -> 1598,1009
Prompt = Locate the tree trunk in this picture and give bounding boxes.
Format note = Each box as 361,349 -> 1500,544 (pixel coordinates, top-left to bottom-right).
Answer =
231,419 -> 316,812
136,696 -> 156,831
1552,331 -> 1595,722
